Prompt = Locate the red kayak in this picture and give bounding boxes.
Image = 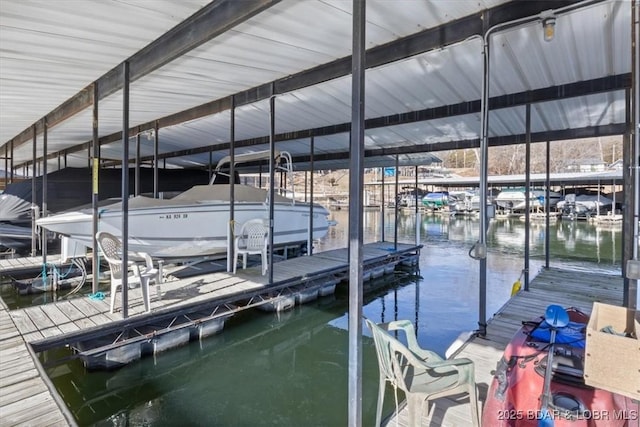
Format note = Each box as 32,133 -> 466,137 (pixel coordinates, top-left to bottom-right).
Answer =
483,307 -> 639,427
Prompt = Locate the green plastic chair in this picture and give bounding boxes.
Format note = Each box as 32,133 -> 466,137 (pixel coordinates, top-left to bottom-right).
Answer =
364,318 -> 479,427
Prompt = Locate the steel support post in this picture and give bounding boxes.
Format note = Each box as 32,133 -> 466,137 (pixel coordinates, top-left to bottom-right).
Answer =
268,93 -> 276,285
380,168 -> 385,242
348,1 -> 365,425
394,155 -> 399,250
121,61 -> 130,319
478,24 -> 490,336
524,104 -> 531,290
154,121 -> 159,198
545,140 -> 550,269
228,97 -> 236,273
92,83 -> 100,294
31,125 -> 37,256
308,136 -> 315,256
42,121 -> 48,263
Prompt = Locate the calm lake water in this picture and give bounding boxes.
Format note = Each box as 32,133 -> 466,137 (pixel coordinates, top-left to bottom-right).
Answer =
7,210 -> 623,426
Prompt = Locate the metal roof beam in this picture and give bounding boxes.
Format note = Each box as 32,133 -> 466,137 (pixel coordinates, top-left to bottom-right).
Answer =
368,175 -> 624,188
28,73 -> 629,168
99,123 -> 626,170
3,0 -> 281,151
194,122 -> 626,171
142,74 -> 631,162
280,123 -> 628,171
4,0 -> 591,159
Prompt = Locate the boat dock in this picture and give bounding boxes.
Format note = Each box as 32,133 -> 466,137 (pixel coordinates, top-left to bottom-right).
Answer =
0,255 -> 65,279
0,242 -> 419,426
5,251 -> 635,426
384,267 -> 637,426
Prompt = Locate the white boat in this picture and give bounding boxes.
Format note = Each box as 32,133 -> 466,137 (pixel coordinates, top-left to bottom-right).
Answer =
36,151 -> 332,259
494,187 -> 562,212
557,193 -> 614,220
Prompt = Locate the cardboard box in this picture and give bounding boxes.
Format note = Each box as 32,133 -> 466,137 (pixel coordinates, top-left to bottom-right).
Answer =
584,302 -> 640,400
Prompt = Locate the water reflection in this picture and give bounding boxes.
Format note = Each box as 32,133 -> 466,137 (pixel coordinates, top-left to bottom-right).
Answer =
322,209 -> 622,265
44,209 -> 621,426
344,209 -> 622,266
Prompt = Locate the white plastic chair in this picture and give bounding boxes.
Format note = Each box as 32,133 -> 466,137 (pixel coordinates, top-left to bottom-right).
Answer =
233,219 -> 269,275
96,231 -> 161,314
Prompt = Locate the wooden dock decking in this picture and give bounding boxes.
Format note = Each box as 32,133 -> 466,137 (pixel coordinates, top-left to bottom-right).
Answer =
0,297 -> 75,427
8,242 -> 417,345
0,242 -> 418,426
0,255 -> 63,278
384,267 -> 638,427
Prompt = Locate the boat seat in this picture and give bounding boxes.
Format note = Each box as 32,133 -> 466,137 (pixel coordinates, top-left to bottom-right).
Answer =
234,218 -> 268,275
96,231 -> 161,314
365,318 -> 479,427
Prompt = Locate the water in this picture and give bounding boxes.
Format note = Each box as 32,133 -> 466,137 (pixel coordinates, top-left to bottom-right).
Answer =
8,210 -> 623,426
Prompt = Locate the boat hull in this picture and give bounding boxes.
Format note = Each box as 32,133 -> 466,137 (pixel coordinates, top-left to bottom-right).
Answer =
495,189 -> 563,211
483,308 -> 638,427
37,200 -> 330,258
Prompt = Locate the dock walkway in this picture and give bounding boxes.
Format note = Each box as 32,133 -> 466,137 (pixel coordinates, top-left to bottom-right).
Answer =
383,267 -> 635,427
0,242 -> 418,426
0,255 -> 63,279
8,242 -> 417,345
0,297 -> 75,426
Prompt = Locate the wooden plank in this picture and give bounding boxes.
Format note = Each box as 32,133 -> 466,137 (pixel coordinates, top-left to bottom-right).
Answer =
70,317 -> 97,330
54,301 -> 87,322
39,326 -> 63,339
69,298 -> 103,317
0,320 -> 18,333
39,304 -> 72,326
23,307 -> 56,330
0,328 -> 19,341
0,335 -> 25,351
0,376 -> 47,406
90,298 -> 114,315
0,313 -> 15,326
92,313 -> 119,325
9,311 -> 38,335
0,256 -> 61,271
20,411 -> 67,427
0,353 -> 33,378
0,390 -> 61,425
0,338 -> 28,357
58,321 -> 81,333
22,331 -> 45,342
0,337 -> 29,355
0,365 -> 39,387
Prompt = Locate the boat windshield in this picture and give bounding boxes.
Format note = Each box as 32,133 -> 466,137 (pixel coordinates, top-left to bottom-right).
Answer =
209,150 -> 296,203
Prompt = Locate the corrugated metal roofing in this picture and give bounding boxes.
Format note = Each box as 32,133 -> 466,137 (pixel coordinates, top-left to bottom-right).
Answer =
489,1 -> 630,94
0,0 -> 213,143
0,0 -> 633,173
365,170 -> 624,189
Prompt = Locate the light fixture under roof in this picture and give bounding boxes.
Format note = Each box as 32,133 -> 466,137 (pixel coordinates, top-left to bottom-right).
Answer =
540,10 -> 557,42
